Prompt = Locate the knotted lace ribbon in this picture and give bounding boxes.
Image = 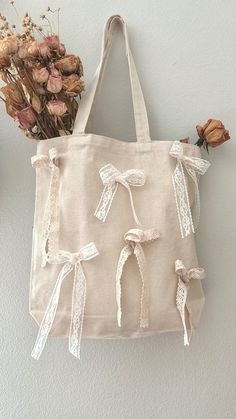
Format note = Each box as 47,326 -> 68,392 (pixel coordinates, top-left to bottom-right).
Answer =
31,243 -> 99,360
116,228 -> 160,328
94,164 -> 146,225
169,141 -> 210,238
175,259 -> 205,345
31,148 -> 59,267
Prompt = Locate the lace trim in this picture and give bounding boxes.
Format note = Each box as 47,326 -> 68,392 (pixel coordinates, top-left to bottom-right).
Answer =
116,228 -> 160,328
31,243 -> 99,360
175,259 -> 205,345
32,148 -> 60,266
94,163 -> 146,225
32,150 -> 99,360
169,141 -> 211,238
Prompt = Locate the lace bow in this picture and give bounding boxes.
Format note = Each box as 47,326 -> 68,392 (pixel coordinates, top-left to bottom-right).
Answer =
116,228 -> 160,328
94,164 -> 146,225
169,141 -> 210,238
31,242 -> 99,360
32,148 -> 59,267
175,259 -> 205,345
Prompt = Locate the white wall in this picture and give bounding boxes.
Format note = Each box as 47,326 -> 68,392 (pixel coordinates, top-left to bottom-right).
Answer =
1,1 -> 236,418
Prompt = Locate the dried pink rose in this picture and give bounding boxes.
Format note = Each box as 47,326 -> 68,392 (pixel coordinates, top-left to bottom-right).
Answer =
0,36 -> 19,57
44,35 -> 60,50
28,41 -> 39,57
47,100 -> 67,116
46,75 -> 63,93
16,106 -> 37,129
32,67 -> 49,84
18,43 -> 29,59
63,74 -> 85,97
58,43 -> 66,56
55,54 -> 83,75
49,65 -> 60,77
38,42 -> 51,58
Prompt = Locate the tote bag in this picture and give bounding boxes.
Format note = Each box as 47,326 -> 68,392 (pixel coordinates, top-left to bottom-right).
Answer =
30,15 -> 210,360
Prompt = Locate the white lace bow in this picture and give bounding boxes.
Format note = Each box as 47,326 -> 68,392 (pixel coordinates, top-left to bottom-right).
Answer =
94,164 -> 146,225
31,243 -> 99,360
169,141 -> 210,238
116,228 -> 160,328
175,259 -> 205,345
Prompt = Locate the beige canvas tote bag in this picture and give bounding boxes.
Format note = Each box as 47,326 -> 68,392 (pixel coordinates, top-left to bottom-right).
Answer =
30,15 -> 211,360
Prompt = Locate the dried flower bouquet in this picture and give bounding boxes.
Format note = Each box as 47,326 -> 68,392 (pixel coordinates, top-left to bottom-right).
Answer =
0,2 -> 84,140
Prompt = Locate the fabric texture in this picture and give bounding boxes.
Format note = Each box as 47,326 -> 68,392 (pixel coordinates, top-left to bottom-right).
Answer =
30,15 -> 210,358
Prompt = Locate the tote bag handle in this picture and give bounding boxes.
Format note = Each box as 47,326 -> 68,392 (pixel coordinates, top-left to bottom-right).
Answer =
73,15 -> 151,143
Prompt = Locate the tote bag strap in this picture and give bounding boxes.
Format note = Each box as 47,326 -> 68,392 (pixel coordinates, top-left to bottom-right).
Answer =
73,15 -> 151,143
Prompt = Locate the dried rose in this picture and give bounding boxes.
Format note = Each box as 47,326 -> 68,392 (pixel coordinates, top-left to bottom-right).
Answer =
196,119 -> 230,149
58,43 -> 66,56
38,42 -> 51,59
63,74 -> 85,97
44,35 -> 60,50
32,67 -> 49,84
46,75 -> 63,93
55,54 -> 83,75
49,65 -> 60,77
0,36 -> 18,57
16,106 -> 37,129
0,55 -> 11,68
47,100 -> 67,116
28,41 -> 39,57
18,43 -> 30,59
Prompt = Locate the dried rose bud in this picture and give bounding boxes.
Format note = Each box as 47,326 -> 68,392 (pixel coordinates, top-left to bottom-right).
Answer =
46,75 -> 63,93
38,42 -> 51,58
32,67 -> 49,84
47,100 -> 67,116
18,43 -> 29,59
0,54 -> 11,68
58,43 -> 66,56
0,36 -> 19,57
63,74 -> 85,97
55,54 -> 83,75
28,41 -> 39,57
16,106 -> 37,129
44,35 -> 60,49
49,65 -> 60,77
196,119 -> 230,148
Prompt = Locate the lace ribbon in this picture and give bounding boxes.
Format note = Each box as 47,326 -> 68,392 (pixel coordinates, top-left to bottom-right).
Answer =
116,228 -> 160,328
94,163 -> 146,225
31,243 -> 99,360
32,148 -> 60,267
169,141 -> 210,238
175,259 -> 205,345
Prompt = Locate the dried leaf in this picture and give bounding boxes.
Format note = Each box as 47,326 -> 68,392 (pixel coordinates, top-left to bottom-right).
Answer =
31,93 -> 42,113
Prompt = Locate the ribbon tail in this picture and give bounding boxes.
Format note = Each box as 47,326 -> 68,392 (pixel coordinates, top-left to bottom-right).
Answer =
172,161 -> 194,239
127,185 -> 141,226
115,246 -> 131,327
176,278 -> 189,346
134,244 -> 149,328
94,182 -> 118,222
31,262 -> 73,360
69,263 -> 87,359
41,162 -> 60,267
186,167 -> 200,229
